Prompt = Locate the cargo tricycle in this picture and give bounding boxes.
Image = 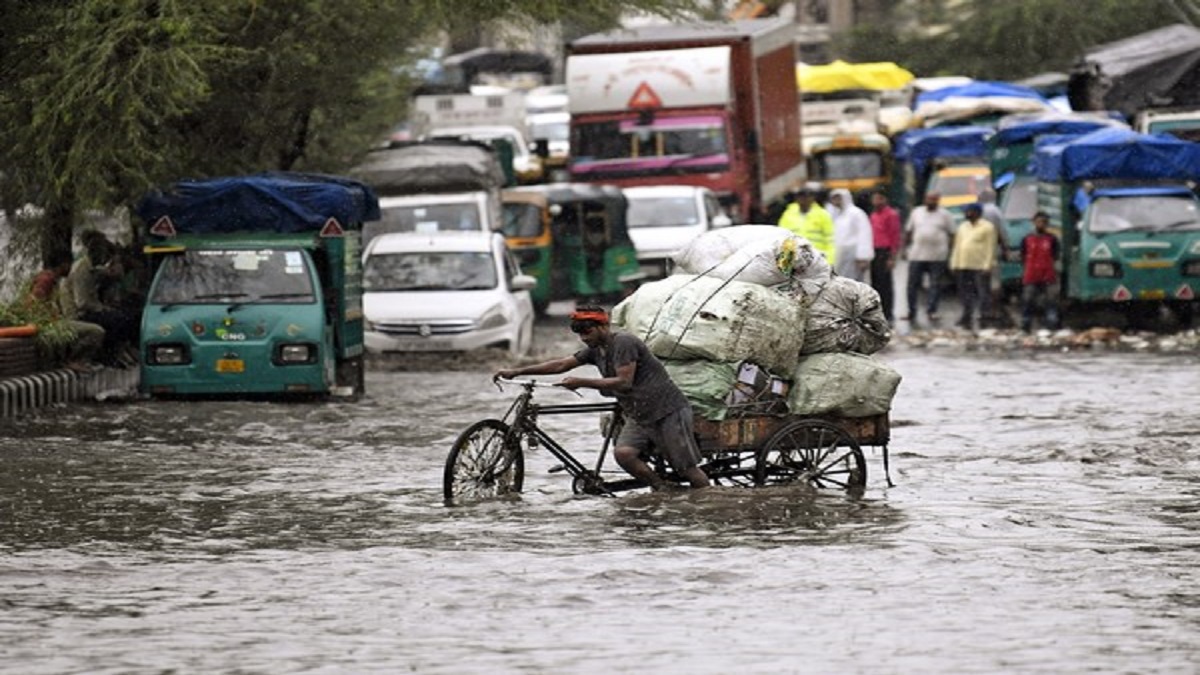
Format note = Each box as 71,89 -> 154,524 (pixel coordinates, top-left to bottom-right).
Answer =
443,378 -> 891,505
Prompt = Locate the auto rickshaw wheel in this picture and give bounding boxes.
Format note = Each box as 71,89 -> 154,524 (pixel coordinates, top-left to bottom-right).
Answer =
755,418 -> 866,491
444,419 -> 524,505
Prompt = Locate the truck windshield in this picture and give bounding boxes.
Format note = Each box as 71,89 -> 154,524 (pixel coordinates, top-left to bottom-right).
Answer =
366,203 -> 483,246
150,249 -> 315,305
573,115 -> 728,162
1087,195 -> 1200,234
814,151 -> 884,181
627,197 -> 700,228
501,202 -> 544,238
363,251 -> 498,291
927,168 -> 991,202
1001,176 -> 1038,220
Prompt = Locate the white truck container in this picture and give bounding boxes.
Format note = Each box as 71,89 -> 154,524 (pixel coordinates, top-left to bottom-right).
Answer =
412,92 -> 543,183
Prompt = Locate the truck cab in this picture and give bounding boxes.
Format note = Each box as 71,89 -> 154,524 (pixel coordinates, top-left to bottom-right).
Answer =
135,173 -> 380,398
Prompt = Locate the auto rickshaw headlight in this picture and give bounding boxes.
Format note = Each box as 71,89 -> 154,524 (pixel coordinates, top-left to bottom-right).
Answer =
148,343 -> 190,365
1089,261 -> 1122,278
1183,259 -> 1200,277
276,343 -> 317,364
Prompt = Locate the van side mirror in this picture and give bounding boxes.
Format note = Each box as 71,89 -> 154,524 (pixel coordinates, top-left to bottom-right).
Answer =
533,138 -> 550,158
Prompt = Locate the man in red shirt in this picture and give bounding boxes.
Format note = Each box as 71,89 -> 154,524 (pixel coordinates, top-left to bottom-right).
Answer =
868,191 -> 902,323
1020,212 -> 1061,332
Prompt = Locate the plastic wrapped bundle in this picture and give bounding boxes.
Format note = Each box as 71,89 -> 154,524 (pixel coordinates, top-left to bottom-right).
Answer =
800,275 -> 892,355
787,352 -> 902,417
613,275 -> 806,375
664,360 -> 790,421
673,225 -> 831,288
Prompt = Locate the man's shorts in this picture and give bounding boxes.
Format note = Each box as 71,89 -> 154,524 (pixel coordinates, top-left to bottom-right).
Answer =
616,407 -> 703,473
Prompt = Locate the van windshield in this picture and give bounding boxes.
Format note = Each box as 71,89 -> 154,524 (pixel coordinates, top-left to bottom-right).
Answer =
365,203 -> 483,247
627,197 -> 700,228
364,251 -> 497,291
1087,195 -> 1200,233
150,249 -> 315,304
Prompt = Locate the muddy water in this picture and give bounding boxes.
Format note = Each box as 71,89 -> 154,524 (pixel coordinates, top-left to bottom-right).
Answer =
1,327 -> 1199,673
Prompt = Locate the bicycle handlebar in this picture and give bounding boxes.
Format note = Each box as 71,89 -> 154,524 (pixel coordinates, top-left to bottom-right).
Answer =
493,377 -> 583,397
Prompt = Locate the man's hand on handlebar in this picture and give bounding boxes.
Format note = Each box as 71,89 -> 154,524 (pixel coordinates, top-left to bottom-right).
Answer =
493,368 -> 520,383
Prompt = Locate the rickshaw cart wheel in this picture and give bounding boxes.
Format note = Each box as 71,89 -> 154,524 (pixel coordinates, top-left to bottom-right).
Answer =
755,418 -> 867,491
444,419 -> 525,505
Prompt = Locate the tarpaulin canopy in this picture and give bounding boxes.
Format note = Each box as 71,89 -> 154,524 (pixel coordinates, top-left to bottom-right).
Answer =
796,60 -> 915,93
915,81 -> 1048,107
990,113 -> 1127,147
1067,23 -> 1200,117
136,173 -> 380,234
893,126 -> 992,175
1033,127 -> 1200,182
351,141 -> 506,196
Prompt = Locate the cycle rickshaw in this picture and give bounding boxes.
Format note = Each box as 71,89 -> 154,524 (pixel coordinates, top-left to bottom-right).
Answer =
443,378 -> 892,505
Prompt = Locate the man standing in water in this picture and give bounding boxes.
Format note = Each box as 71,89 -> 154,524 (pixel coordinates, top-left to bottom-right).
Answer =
494,306 -> 711,491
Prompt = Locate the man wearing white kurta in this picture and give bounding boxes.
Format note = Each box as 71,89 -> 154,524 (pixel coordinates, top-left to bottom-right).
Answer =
828,189 -> 874,281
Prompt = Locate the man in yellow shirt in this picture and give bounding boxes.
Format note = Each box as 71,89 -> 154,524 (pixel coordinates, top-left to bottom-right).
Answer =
777,186 -> 835,265
949,203 -> 998,331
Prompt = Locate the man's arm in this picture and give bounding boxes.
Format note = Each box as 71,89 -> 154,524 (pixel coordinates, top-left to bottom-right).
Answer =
560,361 -> 635,393
495,355 -> 581,381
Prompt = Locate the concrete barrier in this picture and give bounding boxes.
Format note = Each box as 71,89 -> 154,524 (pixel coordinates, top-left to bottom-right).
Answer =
0,366 -> 140,419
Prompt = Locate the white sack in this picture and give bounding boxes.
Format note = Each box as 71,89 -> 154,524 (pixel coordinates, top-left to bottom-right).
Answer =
801,275 -> 892,355
787,352 -> 902,417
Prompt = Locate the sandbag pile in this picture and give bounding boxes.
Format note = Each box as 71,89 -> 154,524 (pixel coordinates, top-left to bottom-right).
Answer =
612,224 -> 899,420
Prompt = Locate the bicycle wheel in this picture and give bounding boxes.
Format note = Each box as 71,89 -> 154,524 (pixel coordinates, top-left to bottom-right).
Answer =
443,419 -> 525,505
755,418 -> 867,491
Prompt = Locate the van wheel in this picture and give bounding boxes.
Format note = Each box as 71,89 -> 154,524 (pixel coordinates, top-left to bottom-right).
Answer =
335,355 -> 365,401
510,323 -> 533,357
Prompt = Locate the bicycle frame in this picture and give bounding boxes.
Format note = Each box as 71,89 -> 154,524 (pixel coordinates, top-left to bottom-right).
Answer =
497,379 -> 642,496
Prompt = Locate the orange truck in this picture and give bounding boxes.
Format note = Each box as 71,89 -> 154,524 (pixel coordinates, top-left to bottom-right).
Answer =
565,18 -> 804,223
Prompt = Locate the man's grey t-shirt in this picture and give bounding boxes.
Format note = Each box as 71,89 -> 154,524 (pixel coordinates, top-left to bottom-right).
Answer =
574,331 -> 688,426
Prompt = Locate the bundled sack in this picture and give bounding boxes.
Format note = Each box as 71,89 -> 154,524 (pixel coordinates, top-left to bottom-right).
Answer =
800,275 -> 892,355
673,225 -> 831,288
613,275 -> 806,375
787,352 -> 902,417
664,360 -> 790,421
663,360 -> 739,421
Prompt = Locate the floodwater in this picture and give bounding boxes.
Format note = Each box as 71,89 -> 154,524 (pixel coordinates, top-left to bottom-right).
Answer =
2,323 -> 1199,674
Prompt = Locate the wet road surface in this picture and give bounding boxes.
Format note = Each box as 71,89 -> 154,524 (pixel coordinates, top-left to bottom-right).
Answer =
1,318 -> 1199,673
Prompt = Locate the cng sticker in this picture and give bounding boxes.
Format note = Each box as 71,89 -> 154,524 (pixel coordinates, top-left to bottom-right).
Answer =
286,323 -> 304,336
157,323 -> 174,337
1090,242 -> 1113,259
627,82 -> 663,110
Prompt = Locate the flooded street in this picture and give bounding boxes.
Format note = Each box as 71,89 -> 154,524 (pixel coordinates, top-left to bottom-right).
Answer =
2,320 -> 1199,674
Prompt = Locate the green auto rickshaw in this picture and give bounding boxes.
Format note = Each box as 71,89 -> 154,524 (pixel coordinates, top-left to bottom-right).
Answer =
501,183 -> 641,313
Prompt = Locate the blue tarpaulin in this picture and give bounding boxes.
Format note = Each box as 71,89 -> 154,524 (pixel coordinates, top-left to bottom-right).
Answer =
136,172 -> 381,234
1033,127 -> 1200,182
915,81 -> 1048,107
893,126 -> 992,175
990,114 -> 1125,147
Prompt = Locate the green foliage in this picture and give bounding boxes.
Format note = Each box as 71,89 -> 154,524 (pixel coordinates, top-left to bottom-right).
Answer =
0,284 -> 78,363
840,0 -> 1182,80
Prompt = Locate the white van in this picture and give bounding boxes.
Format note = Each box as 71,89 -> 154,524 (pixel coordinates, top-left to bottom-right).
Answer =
623,185 -> 731,280
362,232 -> 536,356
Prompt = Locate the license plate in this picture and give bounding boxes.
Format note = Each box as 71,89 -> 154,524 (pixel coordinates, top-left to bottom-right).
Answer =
397,340 -> 453,352
1138,289 -> 1166,300
216,358 -> 245,373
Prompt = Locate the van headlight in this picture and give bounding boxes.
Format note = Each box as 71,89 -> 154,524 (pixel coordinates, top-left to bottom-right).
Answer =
478,306 -> 508,330
148,343 -> 189,365
1089,261 -> 1122,278
275,343 -> 317,364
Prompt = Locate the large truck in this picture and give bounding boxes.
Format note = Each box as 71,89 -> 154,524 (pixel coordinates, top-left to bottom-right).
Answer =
1034,127 -> 1200,325
351,140 -> 508,248
135,173 -> 380,398
565,18 -> 804,223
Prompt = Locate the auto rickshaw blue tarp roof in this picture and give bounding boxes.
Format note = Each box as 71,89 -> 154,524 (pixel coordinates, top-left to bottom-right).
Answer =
915,81 -> 1048,107
136,172 -> 381,234
990,113 -> 1126,147
1033,127 -> 1200,182
893,126 -> 992,175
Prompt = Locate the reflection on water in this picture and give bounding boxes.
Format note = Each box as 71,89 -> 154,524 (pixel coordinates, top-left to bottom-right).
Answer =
1,348 -> 1199,673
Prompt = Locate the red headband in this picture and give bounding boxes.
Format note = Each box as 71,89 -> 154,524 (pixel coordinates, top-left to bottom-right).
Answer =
570,309 -> 609,324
